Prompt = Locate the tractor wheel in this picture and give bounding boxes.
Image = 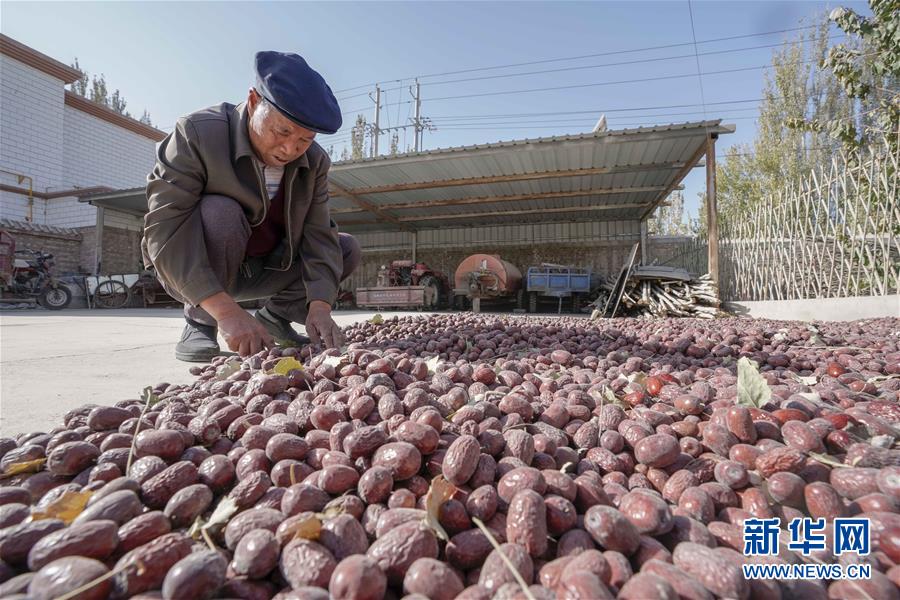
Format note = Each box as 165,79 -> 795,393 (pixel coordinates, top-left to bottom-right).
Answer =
419,275 -> 440,309
453,295 -> 469,311
528,292 -> 538,314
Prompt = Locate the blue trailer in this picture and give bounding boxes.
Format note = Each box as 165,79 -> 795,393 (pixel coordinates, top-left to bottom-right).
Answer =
525,264 -> 594,313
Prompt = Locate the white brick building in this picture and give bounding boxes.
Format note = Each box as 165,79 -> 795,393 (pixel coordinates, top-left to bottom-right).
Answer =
0,34 -> 163,274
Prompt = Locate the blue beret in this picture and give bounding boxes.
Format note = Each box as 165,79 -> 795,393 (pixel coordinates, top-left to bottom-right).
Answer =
254,51 -> 342,134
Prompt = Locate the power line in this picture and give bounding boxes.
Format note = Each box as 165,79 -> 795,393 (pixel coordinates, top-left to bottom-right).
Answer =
361,47 -> 879,109
687,0 -> 710,121
332,23 -> 829,95
342,35 -> 845,99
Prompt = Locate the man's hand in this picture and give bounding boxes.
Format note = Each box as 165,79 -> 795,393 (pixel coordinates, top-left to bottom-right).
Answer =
200,292 -> 274,357
306,300 -> 344,349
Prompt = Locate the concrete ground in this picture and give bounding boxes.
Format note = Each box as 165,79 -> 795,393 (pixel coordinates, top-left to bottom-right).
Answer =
0,308 -> 437,437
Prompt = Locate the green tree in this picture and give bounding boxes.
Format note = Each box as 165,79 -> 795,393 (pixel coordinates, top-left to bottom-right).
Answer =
110,89 -> 127,115
89,74 -> 109,106
70,58 -> 88,96
649,191 -> 693,235
351,114 -> 367,160
789,0 -> 899,154
708,13 -> 862,225
70,58 -> 153,121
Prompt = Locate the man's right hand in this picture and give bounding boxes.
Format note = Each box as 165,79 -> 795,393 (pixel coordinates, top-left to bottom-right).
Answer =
200,292 -> 274,357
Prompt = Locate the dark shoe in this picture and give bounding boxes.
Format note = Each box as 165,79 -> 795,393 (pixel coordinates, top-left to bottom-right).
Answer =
254,306 -> 310,347
175,320 -> 221,362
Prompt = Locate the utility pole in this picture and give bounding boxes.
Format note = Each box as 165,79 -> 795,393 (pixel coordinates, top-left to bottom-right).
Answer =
413,80 -> 422,152
371,85 -> 381,158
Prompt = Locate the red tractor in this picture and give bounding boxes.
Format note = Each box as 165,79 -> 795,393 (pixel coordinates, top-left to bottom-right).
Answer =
376,260 -> 452,309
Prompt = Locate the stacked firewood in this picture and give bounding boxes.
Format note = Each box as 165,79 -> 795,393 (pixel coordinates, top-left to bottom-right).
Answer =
592,269 -> 720,319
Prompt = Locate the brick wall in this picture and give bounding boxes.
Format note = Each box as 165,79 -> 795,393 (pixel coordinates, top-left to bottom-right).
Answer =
74,208 -> 145,274
0,221 -> 83,275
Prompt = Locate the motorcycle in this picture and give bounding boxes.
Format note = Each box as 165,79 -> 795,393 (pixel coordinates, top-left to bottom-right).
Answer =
2,248 -> 72,310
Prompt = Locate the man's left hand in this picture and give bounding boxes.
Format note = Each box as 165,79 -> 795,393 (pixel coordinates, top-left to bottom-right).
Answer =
306,300 -> 344,349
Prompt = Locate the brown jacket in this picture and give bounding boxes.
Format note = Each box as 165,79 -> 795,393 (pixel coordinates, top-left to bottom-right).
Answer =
142,102 -> 342,307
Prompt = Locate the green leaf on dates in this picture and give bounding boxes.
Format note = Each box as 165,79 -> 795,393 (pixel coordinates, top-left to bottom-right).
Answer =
214,357 -> 242,381
808,452 -> 850,469
202,496 -> 239,534
140,386 -> 161,408
806,325 -> 826,346
788,372 -> 818,386
369,313 -> 384,325
627,372 -> 647,386
426,355 -> 441,376
796,392 -> 832,410
322,354 -> 348,369
737,357 -> 771,409
272,357 -> 304,376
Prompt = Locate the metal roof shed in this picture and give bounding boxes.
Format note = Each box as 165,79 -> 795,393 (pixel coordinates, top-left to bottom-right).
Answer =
329,119 -> 733,282
83,119 -> 733,281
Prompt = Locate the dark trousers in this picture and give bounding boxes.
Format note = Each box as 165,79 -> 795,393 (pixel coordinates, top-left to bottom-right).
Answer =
167,194 -> 361,327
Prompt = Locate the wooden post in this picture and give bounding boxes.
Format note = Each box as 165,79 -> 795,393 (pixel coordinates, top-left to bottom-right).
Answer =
640,220 -> 648,265
94,205 -> 105,275
411,231 -> 417,263
706,134 -> 719,286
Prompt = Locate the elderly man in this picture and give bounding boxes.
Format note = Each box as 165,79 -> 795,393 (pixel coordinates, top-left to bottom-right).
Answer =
142,51 -> 360,362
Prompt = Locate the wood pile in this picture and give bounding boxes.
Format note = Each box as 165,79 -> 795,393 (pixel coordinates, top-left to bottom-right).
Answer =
591,267 -> 720,319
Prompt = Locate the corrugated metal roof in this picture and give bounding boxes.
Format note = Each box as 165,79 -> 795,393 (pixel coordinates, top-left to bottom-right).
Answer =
80,187 -> 147,215
330,120 -> 733,232
76,120 -> 734,233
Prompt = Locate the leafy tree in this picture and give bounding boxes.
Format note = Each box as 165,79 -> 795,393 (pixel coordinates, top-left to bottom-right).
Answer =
89,74 -> 109,106
110,89 -> 127,115
351,114 -> 367,160
70,59 -> 88,96
649,191 -> 694,235
703,12 -> 869,226
788,0 -> 899,154
69,58 -> 154,122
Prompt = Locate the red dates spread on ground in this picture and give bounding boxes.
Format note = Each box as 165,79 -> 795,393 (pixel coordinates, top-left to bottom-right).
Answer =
0,314 -> 898,599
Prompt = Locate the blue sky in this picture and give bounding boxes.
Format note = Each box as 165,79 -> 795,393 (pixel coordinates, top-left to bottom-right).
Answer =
1,1 -> 870,220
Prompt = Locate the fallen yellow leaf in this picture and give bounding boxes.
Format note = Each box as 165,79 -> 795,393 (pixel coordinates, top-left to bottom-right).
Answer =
31,489 -> 93,524
422,475 -> 456,542
272,357 -> 304,376
0,458 -> 46,480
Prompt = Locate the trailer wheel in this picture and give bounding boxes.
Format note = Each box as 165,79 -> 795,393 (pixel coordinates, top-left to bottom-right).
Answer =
528,292 -> 538,313
516,289 -> 525,310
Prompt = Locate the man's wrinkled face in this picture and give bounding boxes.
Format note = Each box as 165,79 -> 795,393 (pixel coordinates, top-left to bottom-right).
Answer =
247,88 -> 316,167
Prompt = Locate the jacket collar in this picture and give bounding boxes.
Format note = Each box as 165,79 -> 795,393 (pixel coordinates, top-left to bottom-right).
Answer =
231,102 -> 310,169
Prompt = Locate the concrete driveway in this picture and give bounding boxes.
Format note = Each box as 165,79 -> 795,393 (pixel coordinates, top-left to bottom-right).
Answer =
0,308 -> 434,437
